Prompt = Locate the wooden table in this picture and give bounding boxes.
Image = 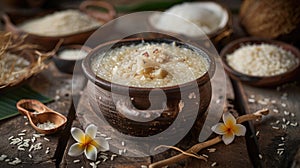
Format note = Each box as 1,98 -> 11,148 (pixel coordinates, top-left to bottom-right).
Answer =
1,1 -> 300,167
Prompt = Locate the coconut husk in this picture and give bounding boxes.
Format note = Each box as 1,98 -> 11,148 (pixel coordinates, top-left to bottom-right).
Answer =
239,0 -> 300,40
0,31 -> 62,89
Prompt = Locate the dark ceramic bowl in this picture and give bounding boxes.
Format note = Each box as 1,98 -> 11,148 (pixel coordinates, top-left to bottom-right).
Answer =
82,38 -> 215,137
53,45 -> 91,74
220,37 -> 300,87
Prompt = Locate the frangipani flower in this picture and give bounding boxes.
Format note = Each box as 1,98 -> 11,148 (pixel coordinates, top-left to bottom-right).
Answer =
68,124 -> 109,161
211,112 -> 246,145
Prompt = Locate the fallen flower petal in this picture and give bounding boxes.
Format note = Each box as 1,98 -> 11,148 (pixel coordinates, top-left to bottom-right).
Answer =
84,144 -> 97,161
212,112 -> 246,145
68,124 -> 109,161
68,143 -> 84,156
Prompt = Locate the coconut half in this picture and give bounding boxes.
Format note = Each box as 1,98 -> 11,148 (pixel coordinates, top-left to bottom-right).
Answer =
149,2 -> 229,38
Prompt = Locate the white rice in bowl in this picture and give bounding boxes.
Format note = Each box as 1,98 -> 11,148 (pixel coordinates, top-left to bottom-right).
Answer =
226,43 -> 299,77
18,10 -> 102,37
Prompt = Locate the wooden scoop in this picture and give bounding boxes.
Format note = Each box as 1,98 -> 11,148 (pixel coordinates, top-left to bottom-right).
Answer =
16,99 -> 67,134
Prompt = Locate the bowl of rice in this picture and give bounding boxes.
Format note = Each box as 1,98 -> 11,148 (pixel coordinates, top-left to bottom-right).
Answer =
220,37 -> 300,87
82,38 -> 215,137
2,1 -> 116,51
53,45 -> 91,74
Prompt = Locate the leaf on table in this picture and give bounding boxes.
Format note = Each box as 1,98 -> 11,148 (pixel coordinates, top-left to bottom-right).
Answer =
0,85 -> 53,120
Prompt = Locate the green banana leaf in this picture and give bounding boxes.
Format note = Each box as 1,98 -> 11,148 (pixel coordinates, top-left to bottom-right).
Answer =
115,0 -> 189,13
0,85 -> 53,120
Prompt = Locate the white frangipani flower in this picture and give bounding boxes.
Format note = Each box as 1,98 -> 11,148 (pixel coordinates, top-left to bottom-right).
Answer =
211,112 -> 246,145
68,124 -> 109,161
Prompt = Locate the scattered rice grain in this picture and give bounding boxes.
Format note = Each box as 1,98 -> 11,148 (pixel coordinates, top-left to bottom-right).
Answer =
256,131 -> 260,136
202,154 -> 208,158
273,109 -> 279,113
111,154 -> 117,161
248,98 -> 255,103
89,162 -> 97,168
33,134 -> 41,138
291,122 -> 298,127
17,146 -> 25,151
279,151 -> 284,156
271,100 -> 277,104
284,111 -> 289,116
211,162 -> 217,167
258,100 -> 268,105
73,159 -> 80,163
207,148 -> 216,153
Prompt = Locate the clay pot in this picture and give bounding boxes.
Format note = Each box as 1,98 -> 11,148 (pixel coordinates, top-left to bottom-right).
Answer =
2,1 -> 116,51
82,38 -> 214,137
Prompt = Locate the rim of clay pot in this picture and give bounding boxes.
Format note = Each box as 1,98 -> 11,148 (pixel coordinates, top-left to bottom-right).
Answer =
82,38 -> 215,95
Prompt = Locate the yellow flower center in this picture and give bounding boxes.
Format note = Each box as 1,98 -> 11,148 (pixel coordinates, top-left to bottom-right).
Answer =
226,127 -> 234,134
81,135 -> 93,148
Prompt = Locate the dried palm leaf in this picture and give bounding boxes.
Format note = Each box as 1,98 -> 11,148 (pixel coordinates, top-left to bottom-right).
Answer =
0,31 -> 62,89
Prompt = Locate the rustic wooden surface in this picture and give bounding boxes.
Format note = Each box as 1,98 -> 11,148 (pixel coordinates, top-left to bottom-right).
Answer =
235,81 -> 300,168
0,62 -> 73,168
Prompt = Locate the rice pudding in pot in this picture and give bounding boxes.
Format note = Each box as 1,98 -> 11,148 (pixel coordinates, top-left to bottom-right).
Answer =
91,41 -> 209,88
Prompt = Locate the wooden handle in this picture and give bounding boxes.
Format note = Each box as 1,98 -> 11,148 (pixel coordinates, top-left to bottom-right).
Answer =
16,99 -> 54,116
79,0 -> 116,22
116,98 -> 173,122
